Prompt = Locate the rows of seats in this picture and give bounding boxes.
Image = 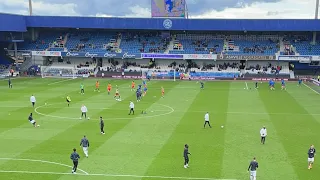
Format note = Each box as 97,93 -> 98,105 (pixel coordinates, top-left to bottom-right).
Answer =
170,39 -> 224,54
65,32 -> 118,53
120,32 -> 169,54
245,62 -> 289,74
170,34 -> 224,54
227,40 -> 278,55
19,32 -> 64,51
293,42 -> 320,55
50,59 -> 96,70
227,35 -> 279,55
17,31 -> 320,56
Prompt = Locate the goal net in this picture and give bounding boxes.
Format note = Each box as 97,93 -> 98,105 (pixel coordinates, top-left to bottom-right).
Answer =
41,66 -> 77,79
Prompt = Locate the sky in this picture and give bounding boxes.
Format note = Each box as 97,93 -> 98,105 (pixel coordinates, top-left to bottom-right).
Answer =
0,0 -> 318,19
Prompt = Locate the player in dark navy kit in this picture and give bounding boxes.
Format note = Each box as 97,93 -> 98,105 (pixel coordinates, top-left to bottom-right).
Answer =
28,113 -> 39,127
100,117 -> 105,135
183,144 -> 191,168
255,81 -> 258,89
308,145 -> 316,170
70,148 -> 80,174
136,88 -> 141,102
248,157 -> 259,180
281,79 -> 286,90
298,78 -> 302,86
200,81 -> 204,89
8,78 -> 12,88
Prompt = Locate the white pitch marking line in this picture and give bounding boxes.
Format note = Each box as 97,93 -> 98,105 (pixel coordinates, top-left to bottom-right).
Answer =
47,78 -> 75,85
303,83 -> 320,95
0,158 -> 88,175
34,102 -> 175,120
0,170 -> 237,180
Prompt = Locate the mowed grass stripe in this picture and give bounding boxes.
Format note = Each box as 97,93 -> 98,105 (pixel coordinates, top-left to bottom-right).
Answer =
0,78 -> 83,125
221,82 -> 299,180
55,81 -> 182,179
0,79 -> 129,169
0,79 -> 86,134
286,83 -> 320,123
0,80 -> 166,180
143,81 -> 230,179
258,82 -> 320,179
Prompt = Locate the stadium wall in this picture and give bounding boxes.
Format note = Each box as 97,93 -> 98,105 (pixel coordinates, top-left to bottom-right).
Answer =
2,13 -> 320,32
23,16 -> 320,31
0,13 -> 27,32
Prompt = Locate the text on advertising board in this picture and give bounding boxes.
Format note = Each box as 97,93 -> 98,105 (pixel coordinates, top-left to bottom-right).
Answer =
278,55 -> 311,61
183,54 -> 216,60
31,51 -> 61,56
219,55 -> 276,60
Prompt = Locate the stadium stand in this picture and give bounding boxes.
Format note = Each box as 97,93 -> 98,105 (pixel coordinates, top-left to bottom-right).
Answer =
19,32 -> 66,51
225,35 -> 280,55
245,62 -> 289,75
120,32 -> 170,54
65,31 -> 120,53
1,27 -> 317,80
288,35 -> 320,55
170,34 -> 224,54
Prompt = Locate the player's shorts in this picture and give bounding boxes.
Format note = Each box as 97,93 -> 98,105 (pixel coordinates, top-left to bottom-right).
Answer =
250,171 -> 256,177
30,120 -> 35,124
83,147 -> 88,152
132,86 -> 135,88
308,158 -> 315,162
108,88 -> 111,91
96,86 -> 99,89
115,93 -> 119,96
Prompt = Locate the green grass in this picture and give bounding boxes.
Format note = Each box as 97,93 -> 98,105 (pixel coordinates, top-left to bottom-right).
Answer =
0,77 -> 319,180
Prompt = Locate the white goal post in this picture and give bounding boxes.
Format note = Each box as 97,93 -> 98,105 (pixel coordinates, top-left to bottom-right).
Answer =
41,66 -> 77,79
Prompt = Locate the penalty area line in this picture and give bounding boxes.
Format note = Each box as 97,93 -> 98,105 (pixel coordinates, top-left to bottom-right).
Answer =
47,78 -> 75,85
303,83 -> 320,95
0,170 -> 237,180
0,157 -> 88,175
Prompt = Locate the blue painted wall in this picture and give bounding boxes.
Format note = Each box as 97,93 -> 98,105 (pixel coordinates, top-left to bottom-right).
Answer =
25,16 -> 320,31
0,13 -> 27,32
2,13 -> 320,32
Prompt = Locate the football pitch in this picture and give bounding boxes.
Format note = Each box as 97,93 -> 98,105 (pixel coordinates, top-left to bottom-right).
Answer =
0,78 -> 320,180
